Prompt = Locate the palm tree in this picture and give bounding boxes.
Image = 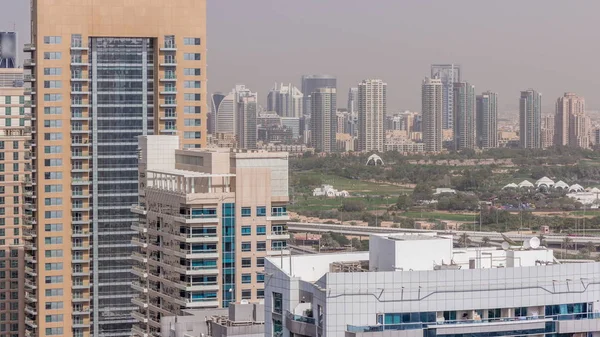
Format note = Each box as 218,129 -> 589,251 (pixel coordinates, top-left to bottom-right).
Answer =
562,236 -> 573,251
482,236 -> 491,247
458,233 -> 470,248
586,241 -> 596,255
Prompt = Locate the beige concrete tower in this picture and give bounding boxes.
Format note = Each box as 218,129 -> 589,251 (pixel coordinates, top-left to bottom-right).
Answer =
422,77 -> 443,153
26,1 -> 207,337
358,79 -> 386,152
555,92 -> 585,147
0,68 -> 31,337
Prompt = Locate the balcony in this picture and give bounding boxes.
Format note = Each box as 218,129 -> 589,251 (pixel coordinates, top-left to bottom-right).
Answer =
285,311 -> 317,337
159,75 -> 177,82
72,192 -> 91,198
160,100 -> 177,108
71,42 -> 89,51
132,252 -> 148,263
72,321 -> 90,328
24,292 -> 37,303
71,101 -> 90,108
72,178 -> 91,185
72,242 -> 90,251
72,283 -> 90,290
131,204 -> 147,215
160,43 -> 177,51
25,318 -> 37,328
24,88 -> 34,95
160,113 -> 177,120
177,233 -> 219,244
24,59 -> 35,67
131,281 -> 148,293
174,297 -> 219,308
72,230 -> 91,238
72,140 -> 91,147
23,43 -> 36,52
159,89 -> 177,95
132,296 -> 149,308
71,127 -> 91,134
71,58 -> 88,66
72,255 -> 90,263
132,266 -> 148,278
160,128 -> 177,134
73,307 -> 91,315
72,269 -> 89,277
132,310 -> 149,323
71,76 -> 90,82
131,237 -> 148,248
24,306 -> 37,316
176,265 -> 219,275
24,279 -> 37,290
267,211 -> 290,221
268,231 -> 291,240
132,326 -> 149,337
174,214 -> 219,224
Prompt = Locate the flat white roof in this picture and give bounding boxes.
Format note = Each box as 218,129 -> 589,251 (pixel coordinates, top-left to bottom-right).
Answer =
148,169 -> 235,178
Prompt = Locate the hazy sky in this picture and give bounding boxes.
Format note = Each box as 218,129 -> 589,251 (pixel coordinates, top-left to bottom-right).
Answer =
3,0 -> 600,113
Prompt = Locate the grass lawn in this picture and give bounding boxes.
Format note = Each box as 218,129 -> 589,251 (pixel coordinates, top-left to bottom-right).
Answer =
400,211 -> 478,222
570,210 -> 600,216
294,172 -> 411,196
289,196 -> 393,213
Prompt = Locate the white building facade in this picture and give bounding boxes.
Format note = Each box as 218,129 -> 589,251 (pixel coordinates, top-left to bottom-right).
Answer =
265,233 -> 600,337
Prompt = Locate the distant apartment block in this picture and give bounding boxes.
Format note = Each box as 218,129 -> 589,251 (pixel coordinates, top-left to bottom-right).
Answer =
452,82 -> 476,150
519,89 -> 542,149
476,91 -> 498,149
301,75 -> 336,116
267,84 -> 303,118
310,88 -> 336,153
431,64 -> 460,130
131,136 -> 290,336
358,79 -> 387,152
422,77 -> 443,152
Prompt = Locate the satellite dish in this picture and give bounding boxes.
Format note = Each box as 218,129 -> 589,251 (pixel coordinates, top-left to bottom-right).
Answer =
501,242 -> 510,250
529,237 -> 540,249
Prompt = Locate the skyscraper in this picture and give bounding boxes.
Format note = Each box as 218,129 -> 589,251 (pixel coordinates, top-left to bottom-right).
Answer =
358,79 -> 386,152
0,67 -> 30,337
541,115 -> 555,149
452,82 -> 476,150
132,136 -> 290,335
431,64 -> 461,130
476,91 -> 498,149
422,77 -> 443,152
519,89 -> 542,149
310,88 -> 337,152
215,85 -> 253,135
25,1 -> 207,336
266,83 -> 303,118
0,32 -> 18,68
301,75 -> 336,116
347,87 -> 358,116
237,94 -> 258,149
554,92 -> 586,147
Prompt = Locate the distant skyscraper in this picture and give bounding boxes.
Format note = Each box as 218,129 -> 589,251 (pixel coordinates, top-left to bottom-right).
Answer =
554,92 -> 586,147
267,83 -> 303,118
301,75 -> 336,115
453,82 -> 476,150
422,77 -> 443,152
347,87 -> 358,115
0,32 -> 17,68
311,88 -> 337,152
237,94 -> 258,149
541,115 -> 555,149
431,64 -> 461,130
215,85 -> 253,135
476,91 -> 498,149
519,89 -> 542,149
358,79 -> 387,152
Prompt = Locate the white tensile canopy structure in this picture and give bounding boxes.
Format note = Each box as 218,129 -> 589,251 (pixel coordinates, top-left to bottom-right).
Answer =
569,184 -> 584,192
535,176 -> 555,188
366,154 -> 384,166
518,180 -> 534,188
503,183 -> 518,189
554,181 -> 569,190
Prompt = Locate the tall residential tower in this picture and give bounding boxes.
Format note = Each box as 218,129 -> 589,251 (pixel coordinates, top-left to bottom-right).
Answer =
519,89 -> 542,149
422,77 -> 443,152
452,82 -> 476,150
25,1 -> 207,336
301,75 -> 336,116
476,91 -> 498,149
358,79 -> 387,152
431,64 -> 460,130
310,88 -> 337,152
555,93 -> 587,148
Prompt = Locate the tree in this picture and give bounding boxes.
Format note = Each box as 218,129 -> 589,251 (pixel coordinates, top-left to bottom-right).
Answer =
320,233 -> 339,248
396,194 -> 412,211
340,199 -> 365,212
458,233 -> 470,248
482,236 -> 491,247
351,238 -> 363,251
586,241 -> 596,254
562,237 -> 573,251
412,183 -> 433,202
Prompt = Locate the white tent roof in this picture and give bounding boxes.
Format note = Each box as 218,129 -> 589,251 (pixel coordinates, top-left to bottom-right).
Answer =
518,180 -> 534,188
554,180 -> 569,189
569,184 -> 584,192
535,176 -> 555,186
503,183 -> 518,189
590,187 -> 600,193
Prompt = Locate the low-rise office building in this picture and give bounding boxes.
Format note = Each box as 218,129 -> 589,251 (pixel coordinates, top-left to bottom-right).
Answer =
265,232 -> 600,337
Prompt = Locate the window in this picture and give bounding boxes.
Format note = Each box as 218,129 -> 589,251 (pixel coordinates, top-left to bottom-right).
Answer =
184,53 -> 201,60
241,226 -> 251,236
273,292 -> 283,314
45,328 -> 63,336
44,185 -> 63,193
45,250 -> 63,258
45,224 -> 62,232
45,314 -> 63,323
184,68 -> 201,76
45,302 -> 63,310
257,289 -> 265,299
257,226 -> 266,235
184,37 -> 201,45
44,159 -> 62,167
44,133 -> 63,141
241,207 -> 251,217
44,107 -> 63,114
257,257 -> 265,267
184,119 -> 201,126
43,36 -> 62,44
45,263 -> 63,271
242,274 -> 251,284
257,206 -> 267,216
43,68 -> 62,76
44,237 -> 63,244
184,106 -> 201,114
43,94 -> 62,101
184,81 -> 201,88
241,290 -> 252,299
44,146 -> 62,154
257,241 -> 266,252
184,131 -> 201,139
257,273 -> 265,283
184,93 -> 201,101
4,107 -> 10,115
43,52 -> 62,60
44,172 -> 63,180
5,119 -> 11,127
241,258 -> 251,268
12,152 -> 17,161
45,276 -> 63,284
241,242 -> 251,252
44,198 -> 63,206
43,81 -> 62,89
44,120 -> 63,128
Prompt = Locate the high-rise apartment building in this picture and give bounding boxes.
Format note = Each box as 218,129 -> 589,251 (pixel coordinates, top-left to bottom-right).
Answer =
236,95 -> 258,149
554,93 -> 587,148
452,82 -> 476,150
422,77 -> 443,152
132,136 -> 290,336
215,85 -> 253,136
541,115 -> 555,149
301,75 -> 336,116
476,91 -> 498,149
0,32 -> 18,69
310,88 -> 336,152
431,64 -> 460,130
209,92 -> 226,135
0,67 -> 31,337
267,83 -> 303,118
357,79 -> 386,152
25,1 -> 207,336
519,89 -> 542,149
347,87 -> 358,116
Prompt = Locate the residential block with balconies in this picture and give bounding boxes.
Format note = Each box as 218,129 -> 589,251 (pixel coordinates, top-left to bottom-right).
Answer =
131,136 -> 290,337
